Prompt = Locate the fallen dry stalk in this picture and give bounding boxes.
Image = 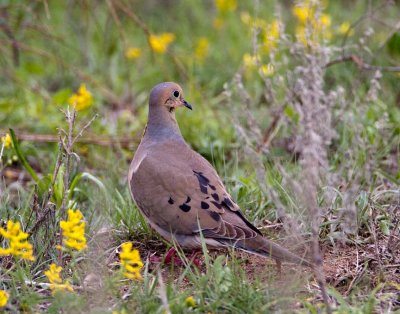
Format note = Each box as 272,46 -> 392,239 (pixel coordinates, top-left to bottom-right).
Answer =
0,130 -> 138,148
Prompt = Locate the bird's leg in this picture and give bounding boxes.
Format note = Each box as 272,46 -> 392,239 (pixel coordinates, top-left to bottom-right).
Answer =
150,248 -> 202,267
149,247 -> 181,265
164,247 -> 183,265
188,249 -> 202,268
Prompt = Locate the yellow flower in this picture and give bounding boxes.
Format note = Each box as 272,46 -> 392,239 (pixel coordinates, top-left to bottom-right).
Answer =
263,19 -> 280,53
60,209 -> 87,251
239,11 -> 267,29
292,2 -> 332,45
44,263 -> 74,294
125,47 -> 142,59
320,14 -> 331,28
292,5 -> 313,24
1,133 -> 11,149
68,84 -> 93,111
240,11 -> 251,25
194,37 -> 210,62
338,22 -> 353,36
243,53 -> 259,68
185,296 -> 196,308
0,290 -> 8,308
119,242 -> 143,280
0,220 -> 35,261
149,33 -> 175,54
214,0 -> 237,13
295,25 -> 307,45
259,64 -> 274,77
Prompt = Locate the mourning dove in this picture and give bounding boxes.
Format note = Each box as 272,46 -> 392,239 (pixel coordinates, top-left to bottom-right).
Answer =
128,82 -> 311,266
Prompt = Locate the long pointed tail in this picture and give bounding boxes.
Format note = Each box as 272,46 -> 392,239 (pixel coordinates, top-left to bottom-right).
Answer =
235,236 -> 312,267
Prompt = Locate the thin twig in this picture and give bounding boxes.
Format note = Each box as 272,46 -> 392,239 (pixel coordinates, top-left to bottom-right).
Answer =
58,107 -> 77,265
324,54 -> 400,72
71,114 -> 98,146
387,205 -> 399,253
0,130 -> 138,148
256,103 -> 287,153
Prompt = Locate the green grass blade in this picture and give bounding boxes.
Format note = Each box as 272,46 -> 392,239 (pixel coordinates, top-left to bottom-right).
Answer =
9,128 -> 39,182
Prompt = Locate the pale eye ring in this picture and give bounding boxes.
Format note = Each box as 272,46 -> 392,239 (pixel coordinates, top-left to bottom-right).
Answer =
173,90 -> 180,98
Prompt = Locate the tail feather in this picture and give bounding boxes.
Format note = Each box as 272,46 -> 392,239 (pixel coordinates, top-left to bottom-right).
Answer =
233,236 -> 312,267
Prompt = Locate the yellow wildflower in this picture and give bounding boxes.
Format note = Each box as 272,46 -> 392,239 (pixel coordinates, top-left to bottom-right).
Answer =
240,11 -> 251,25
1,133 -> 11,149
259,64 -> 274,77
44,263 -> 74,294
338,22 -> 353,36
119,242 -> 143,280
68,84 -> 93,111
293,2 -> 332,44
215,0 -> 237,13
243,53 -> 259,68
0,290 -> 8,308
0,220 -> 35,261
292,5 -> 313,24
125,47 -> 142,59
295,25 -> 308,46
60,209 -> 87,251
320,14 -> 331,28
239,11 -> 267,29
185,296 -> 196,308
263,19 -> 280,53
149,33 -> 175,54
194,37 -> 210,62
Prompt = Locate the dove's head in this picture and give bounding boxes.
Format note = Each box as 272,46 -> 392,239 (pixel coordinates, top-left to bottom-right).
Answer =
149,82 -> 192,112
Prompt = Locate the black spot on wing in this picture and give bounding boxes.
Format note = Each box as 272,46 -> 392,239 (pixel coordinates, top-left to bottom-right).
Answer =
201,201 -> 209,209
179,204 -> 191,212
223,197 -> 234,209
193,170 -> 210,194
209,184 -> 216,191
200,185 -> 208,194
168,197 -> 174,204
209,211 -> 221,221
185,196 -> 191,203
211,193 -> 219,201
193,171 -> 209,184
211,201 -> 222,209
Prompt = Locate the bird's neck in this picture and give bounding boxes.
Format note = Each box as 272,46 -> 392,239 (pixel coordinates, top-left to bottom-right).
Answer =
144,105 -> 183,142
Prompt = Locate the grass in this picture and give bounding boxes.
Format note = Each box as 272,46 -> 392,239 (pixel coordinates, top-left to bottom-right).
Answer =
1,0 -> 400,313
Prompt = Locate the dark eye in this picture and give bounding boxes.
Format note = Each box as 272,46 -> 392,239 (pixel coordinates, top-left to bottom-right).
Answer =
173,90 -> 180,98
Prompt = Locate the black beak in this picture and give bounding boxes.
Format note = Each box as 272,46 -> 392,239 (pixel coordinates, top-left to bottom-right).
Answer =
183,100 -> 193,110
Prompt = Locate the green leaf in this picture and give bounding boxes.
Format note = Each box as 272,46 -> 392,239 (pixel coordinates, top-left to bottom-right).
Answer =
9,129 -> 39,182
284,105 -> 299,123
68,172 -> 107,201
54,164 -> 65,207
52,88 -> 72,105
387,32 -> 400,57
378,219 -> 390,236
